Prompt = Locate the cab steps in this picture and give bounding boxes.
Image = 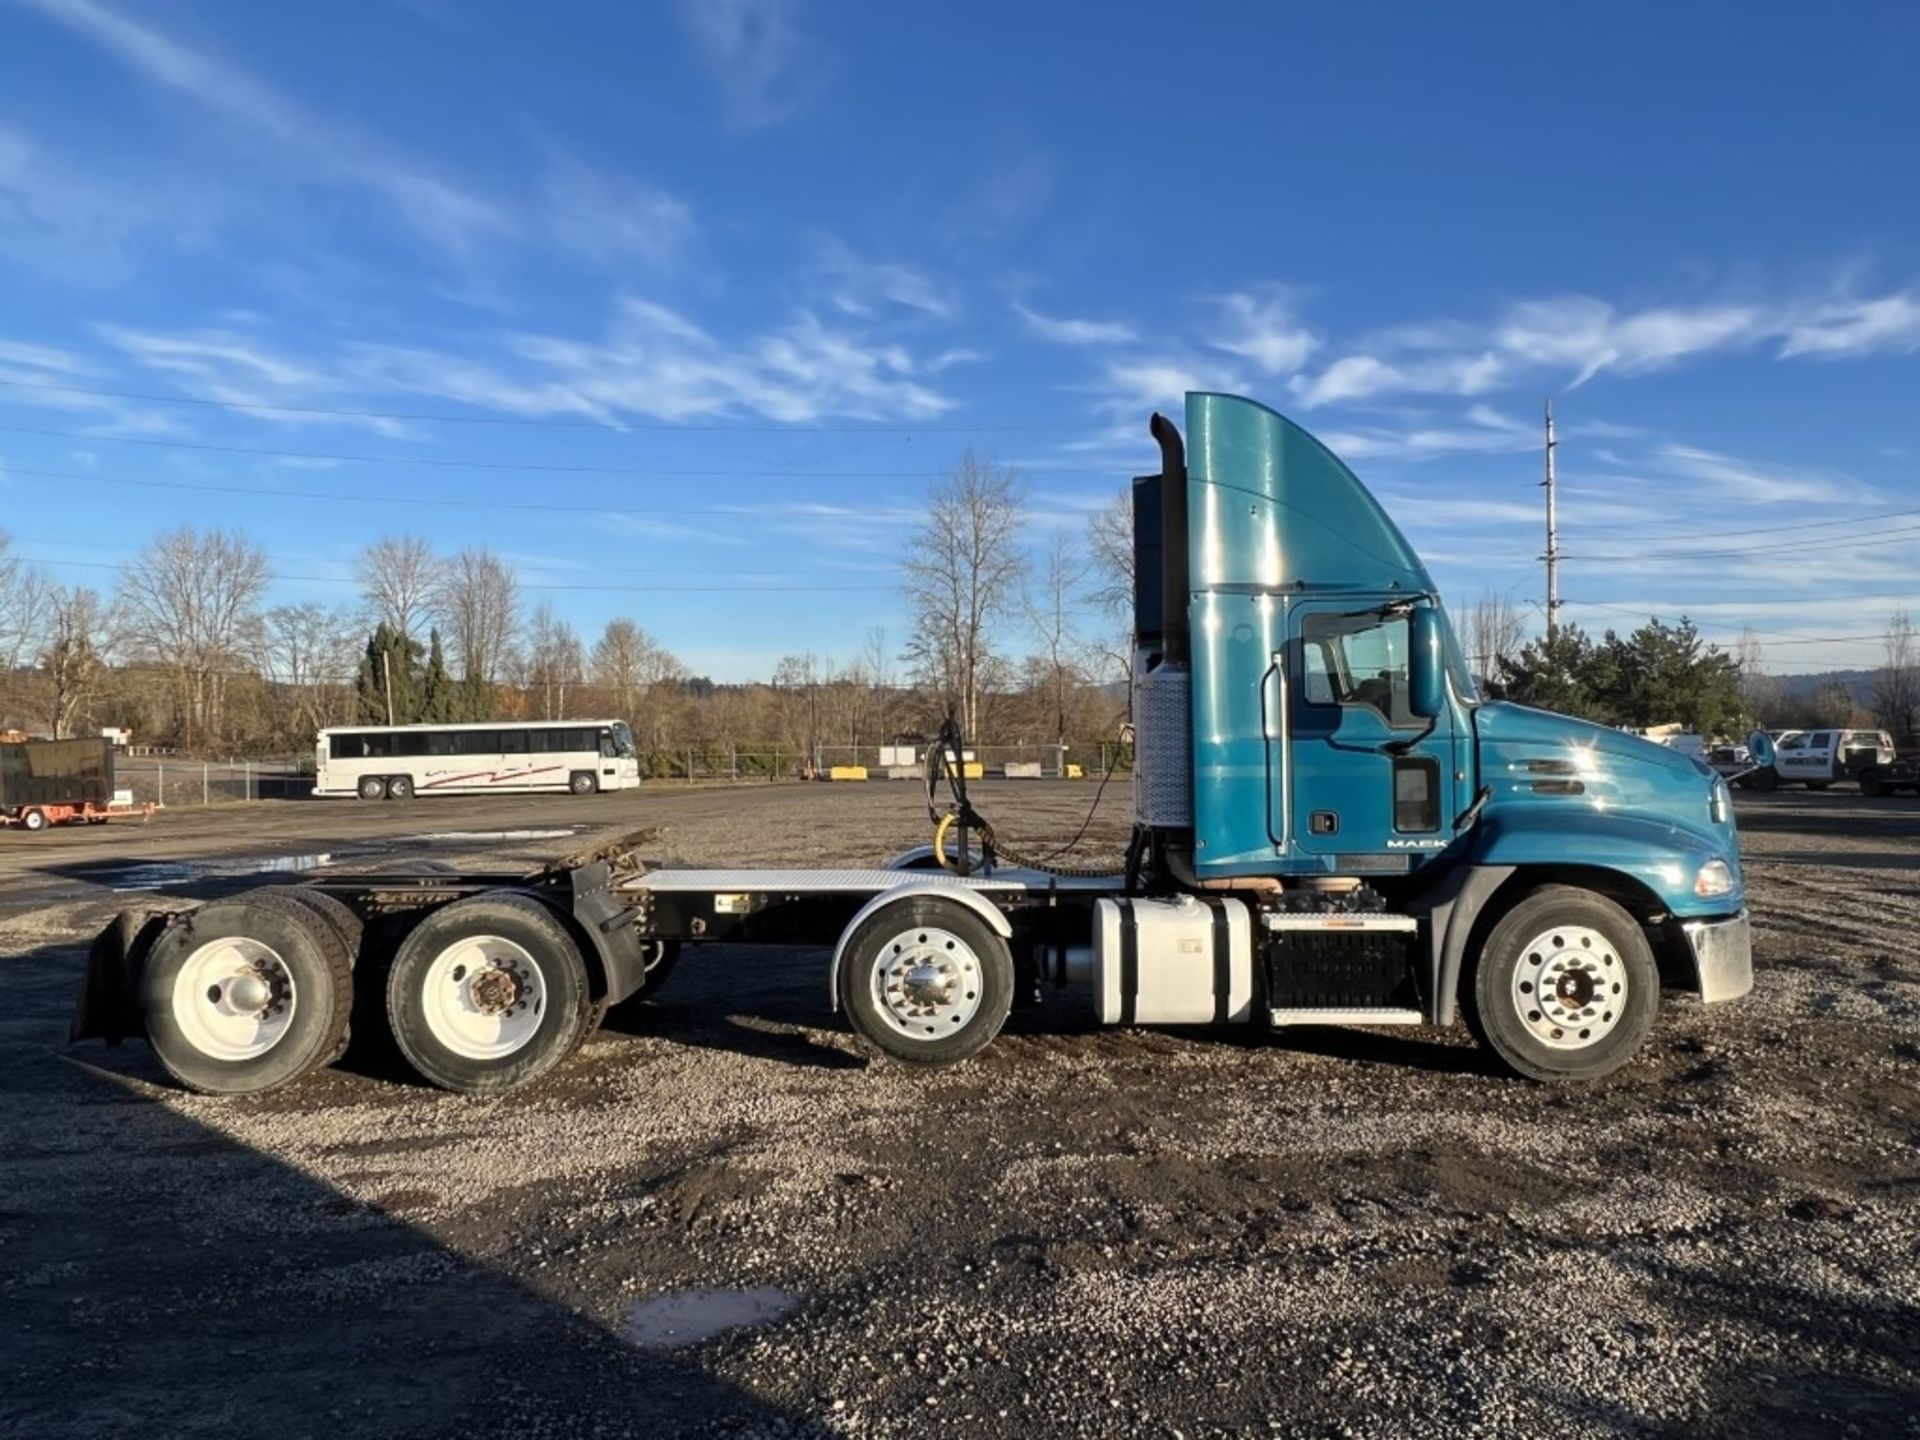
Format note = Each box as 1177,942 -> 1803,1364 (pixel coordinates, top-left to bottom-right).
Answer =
1268,1007 -> 1424,1027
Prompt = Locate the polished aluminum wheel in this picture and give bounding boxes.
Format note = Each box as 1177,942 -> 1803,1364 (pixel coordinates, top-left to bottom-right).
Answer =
1510,923 -> 1627,1049
869,926 -> 983,1040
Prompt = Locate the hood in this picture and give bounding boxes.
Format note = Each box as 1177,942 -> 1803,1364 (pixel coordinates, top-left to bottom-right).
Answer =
1475,702 -> 1708,783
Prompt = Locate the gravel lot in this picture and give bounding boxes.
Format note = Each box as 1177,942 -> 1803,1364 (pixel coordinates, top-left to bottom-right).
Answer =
3,781 -> 1917,1438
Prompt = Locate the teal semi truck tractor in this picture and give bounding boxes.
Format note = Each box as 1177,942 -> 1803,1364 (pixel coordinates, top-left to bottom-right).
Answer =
73,392 -> 1752,1097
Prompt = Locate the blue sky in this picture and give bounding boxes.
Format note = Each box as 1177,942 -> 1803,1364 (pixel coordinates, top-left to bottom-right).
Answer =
2,0 -> 1917,679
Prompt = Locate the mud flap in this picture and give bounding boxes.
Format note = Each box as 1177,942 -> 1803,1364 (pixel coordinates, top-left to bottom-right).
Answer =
70,909 -> 175,1045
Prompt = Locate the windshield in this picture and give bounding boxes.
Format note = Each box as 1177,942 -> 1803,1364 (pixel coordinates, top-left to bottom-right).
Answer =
610,722 -> 636,758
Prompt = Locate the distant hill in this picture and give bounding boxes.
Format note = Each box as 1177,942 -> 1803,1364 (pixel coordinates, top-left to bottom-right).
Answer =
1771,669 -> 1876,703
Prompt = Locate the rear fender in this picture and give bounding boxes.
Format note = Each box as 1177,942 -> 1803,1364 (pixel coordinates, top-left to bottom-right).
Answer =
828,883 -> 1014,1011
70,908 -> 178,1044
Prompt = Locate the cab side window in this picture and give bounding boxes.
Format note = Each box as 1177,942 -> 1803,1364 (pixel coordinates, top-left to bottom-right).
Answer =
1301,612 -> 1416,728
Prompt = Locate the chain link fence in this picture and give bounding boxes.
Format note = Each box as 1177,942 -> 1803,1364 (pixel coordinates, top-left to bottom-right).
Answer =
113,759 -> 311,808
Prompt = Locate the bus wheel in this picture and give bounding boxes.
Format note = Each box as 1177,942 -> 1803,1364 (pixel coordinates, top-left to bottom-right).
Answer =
569,771 -> 598,796
357,775 -> 387,801
1465,885 -> 1658,1083
386,894 -> 588,1094
837,898 -> 1013,1066
387,774 -> 415,800
22,807 -> 48,831
141,891 -> 353,1095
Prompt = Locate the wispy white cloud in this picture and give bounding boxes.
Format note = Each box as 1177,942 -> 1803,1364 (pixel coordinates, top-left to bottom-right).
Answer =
1013,302 -> 1137,347
675,0 -> 832,128
15,0 -> 507,257
351,294 -> 957,424
543,157 -> 695,270
1211,288 -> 1320,376
1778,292 -> 1920,359
810,238 -> 955,319
1648,443 -> 1881,507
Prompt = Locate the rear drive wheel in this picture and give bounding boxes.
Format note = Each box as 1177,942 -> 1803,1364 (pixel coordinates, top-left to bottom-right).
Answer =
266,888 -> 366,1065
837,898 -> 1013,1065
141,891 -> 353,1094
1466,886 -> 1659,1083
357,774 -> 387,801
386,893 -> 588,1094
387,774 -> 415,800
21,808 -> 48,831
569,771 -> 598,796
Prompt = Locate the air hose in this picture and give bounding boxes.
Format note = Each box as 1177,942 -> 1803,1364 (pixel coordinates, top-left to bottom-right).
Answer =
925,717 -> 1122,878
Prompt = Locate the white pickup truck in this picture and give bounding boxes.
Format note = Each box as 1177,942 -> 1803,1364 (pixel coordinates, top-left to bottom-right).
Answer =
1740,727 -> 1895,791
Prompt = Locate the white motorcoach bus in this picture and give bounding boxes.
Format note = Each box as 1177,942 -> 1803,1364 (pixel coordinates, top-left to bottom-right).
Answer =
314,720 -> 640,800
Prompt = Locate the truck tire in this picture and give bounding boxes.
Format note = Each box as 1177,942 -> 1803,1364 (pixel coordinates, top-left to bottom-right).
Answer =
385,893 -> 589,1094
569,771 -> 598,796
357,775 -> 387,801
1748,766 -> 1778,793
387,774 -> 415,800
836,897 -> 1013,1066
1465,885 -> 1659,1083
1861,767 -> 1886,798
22,807 -> 47,831
265,888 -> 366,1066
140,891 -> 353,1095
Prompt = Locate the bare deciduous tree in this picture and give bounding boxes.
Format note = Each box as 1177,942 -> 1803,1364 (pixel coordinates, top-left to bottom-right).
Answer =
1084,488 -> 1135,682
902,454 -> 1027,739
431,546 -> 520,689
261,603 -> 359,741
357,534 -> 441,642
591,618 -> 682,750
527,602 -> 585,720
1026,530 -> 1086,755
1736,627 -> 1775,726
117,527 -> 268,749
1870,610 -> 1918,743
1463,590 -> 1525,689
41,585 -> 114,739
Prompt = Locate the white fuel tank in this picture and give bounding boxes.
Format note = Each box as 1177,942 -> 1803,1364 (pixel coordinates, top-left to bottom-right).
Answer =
1093,895 -> 1255,1025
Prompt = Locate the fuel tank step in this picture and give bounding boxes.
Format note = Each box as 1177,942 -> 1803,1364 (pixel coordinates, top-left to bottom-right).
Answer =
1268,1006 -> 1424,1027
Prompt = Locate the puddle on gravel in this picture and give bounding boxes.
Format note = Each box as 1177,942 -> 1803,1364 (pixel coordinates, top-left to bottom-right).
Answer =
408,829 -> 581,844
100,853 -> 336,890
618,1288 -> 798,1349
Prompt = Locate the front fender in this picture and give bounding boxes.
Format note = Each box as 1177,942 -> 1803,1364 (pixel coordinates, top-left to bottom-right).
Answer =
827,882 -> 1014,1011
1465,806 -> 1740,918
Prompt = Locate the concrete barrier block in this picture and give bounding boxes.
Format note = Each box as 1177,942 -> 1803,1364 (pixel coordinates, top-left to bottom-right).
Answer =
827,765 -> 869,782
1003,761 -> 1044,779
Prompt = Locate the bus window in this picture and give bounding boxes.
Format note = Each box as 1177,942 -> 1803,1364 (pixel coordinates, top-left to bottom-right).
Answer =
456,730 -> 496,755
499,729 -> 529,755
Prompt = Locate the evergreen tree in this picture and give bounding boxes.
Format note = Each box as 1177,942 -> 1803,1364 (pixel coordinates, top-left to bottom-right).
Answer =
420,628 -> 456,723
352,623 -> 425,724
1497,617 -> 1745,735
458,671 -> 495,723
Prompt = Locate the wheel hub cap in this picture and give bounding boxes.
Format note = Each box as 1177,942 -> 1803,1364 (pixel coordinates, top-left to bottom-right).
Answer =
1511,924 -> 1627,1050
171,938 -> 297,1061
872,927 -> 983,1039
421,936 -> 546,1061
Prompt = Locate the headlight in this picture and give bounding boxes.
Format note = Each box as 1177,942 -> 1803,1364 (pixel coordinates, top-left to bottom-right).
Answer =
1694,858 -> 1734,898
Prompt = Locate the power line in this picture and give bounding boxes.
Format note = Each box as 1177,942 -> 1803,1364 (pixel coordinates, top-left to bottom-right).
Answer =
1574,502 -> 1920,541
15,554 -> 895,594
0,466 -> 928,520
0,374 -> 1082,434
0,423 -> 1110,479
1572,523 -> 1920,563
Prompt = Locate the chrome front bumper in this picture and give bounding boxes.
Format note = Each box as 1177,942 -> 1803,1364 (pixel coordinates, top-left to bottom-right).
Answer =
1681,909 -> 1754,1004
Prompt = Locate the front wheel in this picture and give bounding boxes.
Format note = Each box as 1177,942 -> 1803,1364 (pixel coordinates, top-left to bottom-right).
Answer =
836,898 -> 1013,1065
568,771 -> 598,796
22,808 -> 47,831
386,893 -> 589,1094
1465,886 -> 1659,1083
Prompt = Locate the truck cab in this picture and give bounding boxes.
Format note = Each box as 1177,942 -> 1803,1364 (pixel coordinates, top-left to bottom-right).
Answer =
1122,391 -> 1752,1080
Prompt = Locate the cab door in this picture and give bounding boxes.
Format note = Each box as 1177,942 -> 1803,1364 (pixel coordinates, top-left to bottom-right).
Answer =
1287,599 -> 1456,868
1776,731 -> 1830,783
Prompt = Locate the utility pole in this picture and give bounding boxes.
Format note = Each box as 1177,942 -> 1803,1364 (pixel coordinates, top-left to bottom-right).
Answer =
381,650 -> 395,726
1541,398 -> 1562,638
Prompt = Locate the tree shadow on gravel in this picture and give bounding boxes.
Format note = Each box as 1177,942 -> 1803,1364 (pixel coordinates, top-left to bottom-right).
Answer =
1547,1259 -> 1920,1439
603,945 -> 865,1071
4,945 -> 831,1440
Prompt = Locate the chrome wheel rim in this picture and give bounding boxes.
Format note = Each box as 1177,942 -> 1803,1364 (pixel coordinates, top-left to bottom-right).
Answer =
420,935 -> 546,1060
1511,924 -> 1626,1049
870,926 -> 983,1040
171,938 -> 297,1061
